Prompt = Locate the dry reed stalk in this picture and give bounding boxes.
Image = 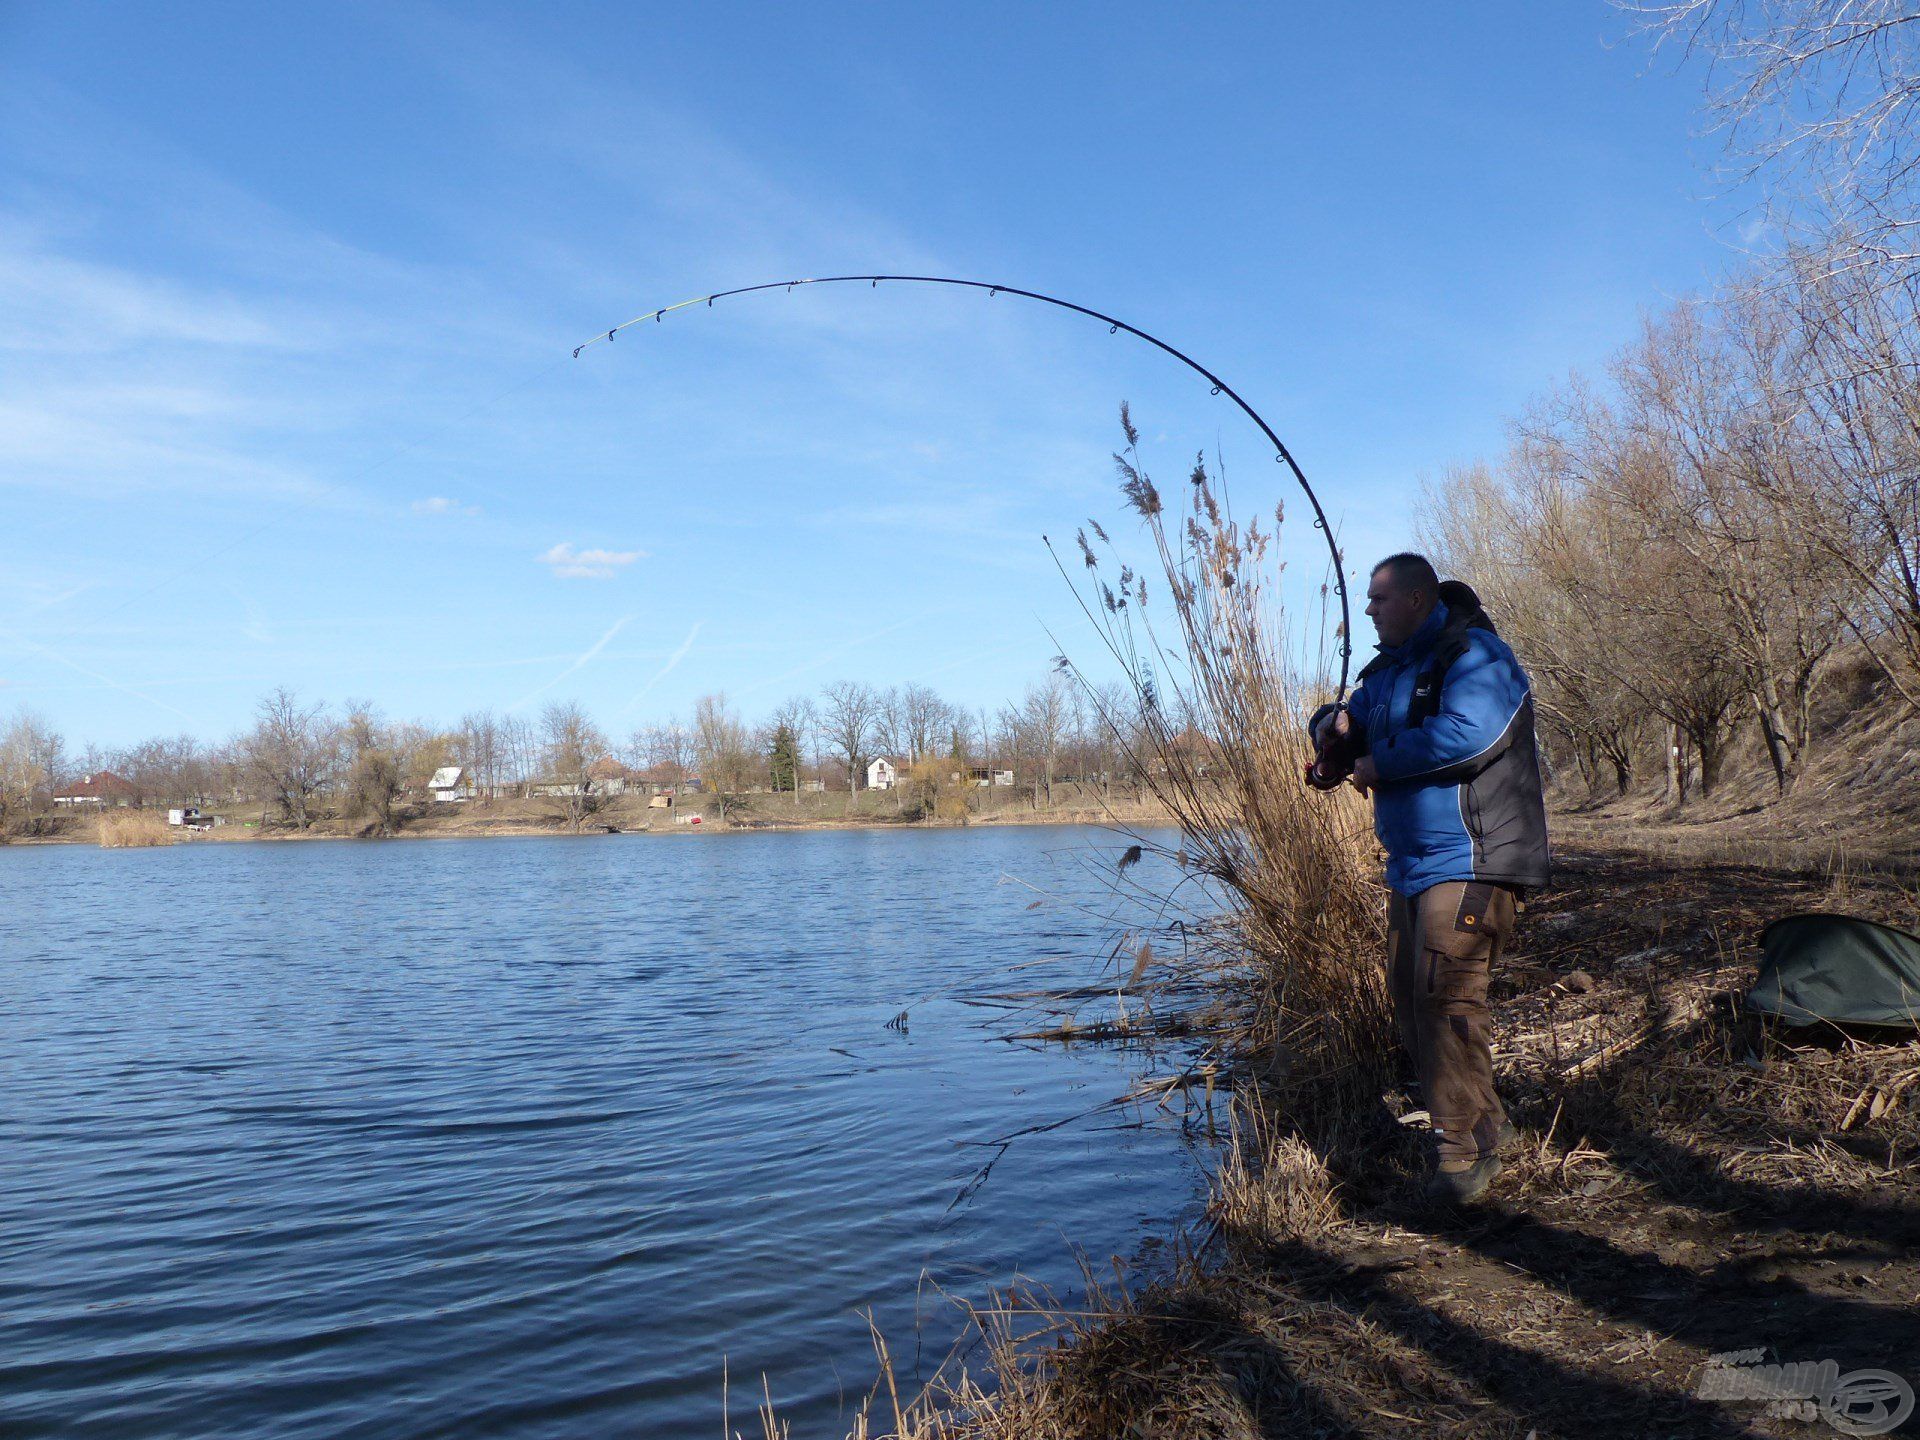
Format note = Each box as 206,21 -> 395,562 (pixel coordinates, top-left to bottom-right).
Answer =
1212,1096 -> 1343,1246
96,810 -> 173,848
1059,407 -> 1392,1128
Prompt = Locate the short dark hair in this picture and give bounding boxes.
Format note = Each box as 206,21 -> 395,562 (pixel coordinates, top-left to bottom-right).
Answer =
1372,552 -> 1440,597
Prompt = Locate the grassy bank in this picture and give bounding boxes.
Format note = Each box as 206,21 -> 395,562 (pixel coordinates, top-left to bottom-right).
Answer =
5,783 -> 1176,847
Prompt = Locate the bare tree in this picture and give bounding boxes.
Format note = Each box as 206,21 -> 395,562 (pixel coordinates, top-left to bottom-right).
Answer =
872,685 -> 907,763
458,710 -> 503,801
241,688 -> 337,828
1427,365 -> 1767,805
634,717 -> 693,792
497,713 -> 538,797
0,709 -> 65,835
1782,254 -> 1920,705
341,702 -> 412,836
897,683 -> 952,760
1422,466 -> 1647,797
115,734 -> 215,808
539,701 -> 609,832
693,692 -> 754,810
1014,673 -> 1072,807
1602,296 -> 1853,790
1627,0 -> 1920,265
819,680 -> 879,794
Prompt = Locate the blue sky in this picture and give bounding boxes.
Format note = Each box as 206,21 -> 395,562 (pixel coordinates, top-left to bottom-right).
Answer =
1,2 -> 1744,747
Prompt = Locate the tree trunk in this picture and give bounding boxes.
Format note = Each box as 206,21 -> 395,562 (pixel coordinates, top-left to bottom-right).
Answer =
1691,724 -> 1727,798
1747,679 -> 1803,795
1570,738 -> 1595,796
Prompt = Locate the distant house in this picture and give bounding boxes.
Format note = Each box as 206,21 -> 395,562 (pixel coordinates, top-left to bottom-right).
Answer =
1148,726 -> 1217,779
53,770 -> 140,808
866,757 -> 898,790
800,777 -> 826,793
427,766 -> 474,803
631,763 -> 682,797
586,756 -> 633,796
959,765 -> 1014,788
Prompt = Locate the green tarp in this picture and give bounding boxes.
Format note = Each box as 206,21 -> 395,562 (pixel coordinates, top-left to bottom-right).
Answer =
1749,912 -> 1920,1030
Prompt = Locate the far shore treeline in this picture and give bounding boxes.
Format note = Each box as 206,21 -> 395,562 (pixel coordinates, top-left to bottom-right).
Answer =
0,672 -> 1170,835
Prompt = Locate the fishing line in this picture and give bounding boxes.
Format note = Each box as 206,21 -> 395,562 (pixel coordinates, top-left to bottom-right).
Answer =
572,274 -> 1354,697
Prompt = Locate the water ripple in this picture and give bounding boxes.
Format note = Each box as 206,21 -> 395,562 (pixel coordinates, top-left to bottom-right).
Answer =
1,828 -> 1196,1439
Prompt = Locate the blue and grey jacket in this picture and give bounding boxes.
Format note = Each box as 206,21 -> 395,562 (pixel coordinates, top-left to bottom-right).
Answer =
1321,583 -> 1550,897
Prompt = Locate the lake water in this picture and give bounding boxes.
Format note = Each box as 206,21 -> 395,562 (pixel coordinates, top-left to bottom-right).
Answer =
0,826 -> 1201,1439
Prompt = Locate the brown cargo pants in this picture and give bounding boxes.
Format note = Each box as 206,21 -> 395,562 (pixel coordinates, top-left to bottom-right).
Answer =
1387,880 -> 1518,1166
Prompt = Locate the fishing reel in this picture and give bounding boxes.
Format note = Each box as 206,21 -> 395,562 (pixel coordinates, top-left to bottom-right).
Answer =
1304,701 -> 1358,790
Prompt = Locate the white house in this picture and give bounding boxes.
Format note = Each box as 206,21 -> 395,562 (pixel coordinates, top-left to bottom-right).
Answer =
428,766 -> 474,802
866,757 -> 898,790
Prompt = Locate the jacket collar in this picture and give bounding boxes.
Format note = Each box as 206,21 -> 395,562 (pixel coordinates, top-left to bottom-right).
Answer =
1374,600 -> 1449,667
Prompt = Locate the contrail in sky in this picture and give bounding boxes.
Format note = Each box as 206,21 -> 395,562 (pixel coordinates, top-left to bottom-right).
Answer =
733,610 -> 934,699
510,614 -> 635,711
624,622 -> 703,712
0,628 -> 206,728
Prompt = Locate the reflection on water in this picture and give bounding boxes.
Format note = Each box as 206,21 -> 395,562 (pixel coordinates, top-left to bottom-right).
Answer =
1,826 -> 1200,1439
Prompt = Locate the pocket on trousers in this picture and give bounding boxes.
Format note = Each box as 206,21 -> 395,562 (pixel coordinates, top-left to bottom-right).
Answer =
1454,881 -> 1497,935
1423,882 -> 1498,961
1424,947 -> 1487,1004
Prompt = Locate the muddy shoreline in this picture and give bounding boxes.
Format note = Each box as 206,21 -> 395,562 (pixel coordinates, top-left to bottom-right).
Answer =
8,800 -> 1177,848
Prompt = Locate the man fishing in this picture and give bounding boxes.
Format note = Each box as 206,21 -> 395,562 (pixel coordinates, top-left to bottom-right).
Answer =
1308,553 -> 1550,1204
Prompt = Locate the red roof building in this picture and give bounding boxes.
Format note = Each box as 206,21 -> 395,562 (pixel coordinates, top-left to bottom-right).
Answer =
53,770 -> 142,807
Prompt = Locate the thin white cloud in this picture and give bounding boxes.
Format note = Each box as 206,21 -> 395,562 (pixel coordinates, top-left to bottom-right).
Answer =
0,242 -> 294,356
537,541 -> 645,579
412,495 -> 480,517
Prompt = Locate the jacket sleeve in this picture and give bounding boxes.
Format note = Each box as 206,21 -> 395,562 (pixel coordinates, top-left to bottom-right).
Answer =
1310,678 -> 1375,753
1370,635 -> 1527,785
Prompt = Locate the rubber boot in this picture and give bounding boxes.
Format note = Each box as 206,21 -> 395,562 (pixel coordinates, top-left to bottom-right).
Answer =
1425,1153 -> 1503,1205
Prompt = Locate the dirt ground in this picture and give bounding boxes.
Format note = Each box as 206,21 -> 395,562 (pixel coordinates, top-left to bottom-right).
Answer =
1314,840 -> 1919,1437
971,837 -> 1920,1439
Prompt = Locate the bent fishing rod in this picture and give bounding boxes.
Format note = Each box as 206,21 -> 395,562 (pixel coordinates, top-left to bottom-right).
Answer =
572,274 -> 1354,698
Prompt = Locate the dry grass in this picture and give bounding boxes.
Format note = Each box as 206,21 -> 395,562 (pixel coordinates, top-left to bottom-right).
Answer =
1212,1101 -> 1344,1246
96,809 -> 172,848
